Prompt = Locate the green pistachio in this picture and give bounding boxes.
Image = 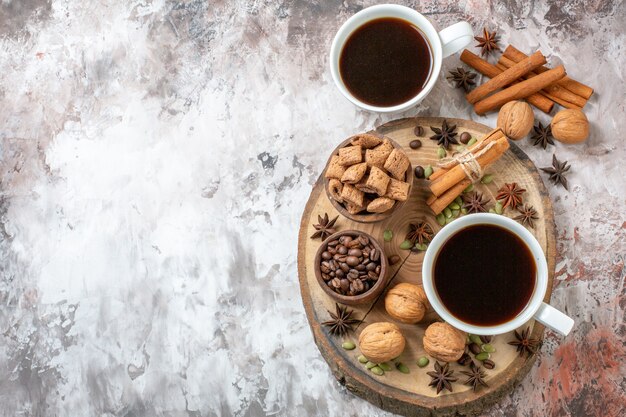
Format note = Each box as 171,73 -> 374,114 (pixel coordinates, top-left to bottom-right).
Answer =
379,362 -> 393,371
469,334 -> 483,345
366,361 -> 377,369
424,165 -> 434,179
495,202 -> 503,215
480,174 -> 494,184
463,184 -> 474,193
370,366 -> 384,376
383,230 -> 393,242
358,355 -> 368,364
437,147 -> 447,159
417,357 -> 430,368
396,362 -> 410,374
400,240 -> 413,250
436,213 -> 446,226
482,344 -> 496,353
467,138 -> 477,146
342,341 -> 356,350
475,352 -> 491,361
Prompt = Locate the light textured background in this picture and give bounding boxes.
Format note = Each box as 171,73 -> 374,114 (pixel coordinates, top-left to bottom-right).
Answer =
0,1 -> 624,416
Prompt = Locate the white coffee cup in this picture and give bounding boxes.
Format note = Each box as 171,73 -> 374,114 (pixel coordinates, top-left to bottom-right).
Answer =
422,213 -> 574,336
329,4 -> 474,113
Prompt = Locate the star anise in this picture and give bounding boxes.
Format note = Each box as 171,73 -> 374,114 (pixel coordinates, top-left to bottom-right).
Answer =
474,27 -> 500,57
321,303 -> 361,337
447,67 -> 477,92
430,120 -> 459,150
514,204 -> 539,228
530,122 -> 555,149
463,191 -> 490,214
508,327 -> 540,358
406,221 -> 434,245
427,361 -> 458,394
310,213 -> 338,240
496,183 -> 526,210
541,154 -> 571,190
460,361 -> 488,391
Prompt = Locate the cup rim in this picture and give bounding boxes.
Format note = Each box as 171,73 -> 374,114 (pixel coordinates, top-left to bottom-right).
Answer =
422,213 -> 549,335
329,4 -> 442,113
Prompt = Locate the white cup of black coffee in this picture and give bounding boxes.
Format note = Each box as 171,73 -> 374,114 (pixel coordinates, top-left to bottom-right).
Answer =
330,4 -> 474,112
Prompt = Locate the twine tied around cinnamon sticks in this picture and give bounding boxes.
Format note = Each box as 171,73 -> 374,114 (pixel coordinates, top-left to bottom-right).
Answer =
427,128 -> 510,215
437,138 -> 498,183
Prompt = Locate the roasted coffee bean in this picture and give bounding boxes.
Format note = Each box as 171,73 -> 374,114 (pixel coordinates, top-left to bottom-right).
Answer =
320,265 -> 330,274
368,271 -> 379,281
328,240 -> 339,247
469,343 -> 482,355
409,139 -> 422,149
358,235 -> 369,246
331,278 -> 341,289
339,263 -> 350,273
340,235 -> 352,245
370,248 -> 380,261
364,281 -> 370,291
328,271 -> 335,278
375,265 -> 381,274
340,279 -> 350,292
335,269 -> 345,278
457,353 -> 472,366
479,335 -> 493,344
347,270 -> 359,280
348,240 -> 362,249
338,245 -> 348,255
483,359 -> 495,369
328,246 -> 337,255
414,125 -> 424,136
355,264 -> 366,271
329,260 -> 337,270
348,248 -> 362,257
460,131 -> 471,144
321,251 -> 332,260
346,256 -> 359,266
388,255 -> 401,265
350,279 -> 364,293
321,273 -> 330,281
366,262 -> 377,271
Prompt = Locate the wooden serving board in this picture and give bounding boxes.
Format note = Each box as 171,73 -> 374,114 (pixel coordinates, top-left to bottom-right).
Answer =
297,117 -> 556,416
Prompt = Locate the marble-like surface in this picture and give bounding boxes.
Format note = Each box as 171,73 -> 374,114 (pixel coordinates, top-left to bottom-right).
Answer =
0,1 -> 624,416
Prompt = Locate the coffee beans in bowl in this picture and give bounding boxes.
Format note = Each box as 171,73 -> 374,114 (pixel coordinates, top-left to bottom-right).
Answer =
324,134 -> 412,223
314,230 -> 388,305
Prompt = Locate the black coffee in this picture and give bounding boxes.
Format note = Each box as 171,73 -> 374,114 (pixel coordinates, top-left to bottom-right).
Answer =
339,18 -> 432,107
434,224 -> 536,326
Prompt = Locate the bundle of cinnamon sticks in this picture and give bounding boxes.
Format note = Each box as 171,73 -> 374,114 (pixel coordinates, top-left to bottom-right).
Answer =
460,45 -> 594,114
427,128 -> 509,215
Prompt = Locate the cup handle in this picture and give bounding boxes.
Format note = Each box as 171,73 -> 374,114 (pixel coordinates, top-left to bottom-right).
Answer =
438,22 -> 474,58
533,302 -> 574,336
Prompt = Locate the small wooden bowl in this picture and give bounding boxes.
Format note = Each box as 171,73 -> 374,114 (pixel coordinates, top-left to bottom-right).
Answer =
324,136 -> 413,223
314,230 -> 389,306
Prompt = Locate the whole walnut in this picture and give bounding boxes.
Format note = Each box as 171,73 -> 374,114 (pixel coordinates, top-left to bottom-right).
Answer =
384,283 -> 429,324
497,100 -> 534,140
551,109 -> 589,143
358,322 -> 406,363
422,322 -> 466,362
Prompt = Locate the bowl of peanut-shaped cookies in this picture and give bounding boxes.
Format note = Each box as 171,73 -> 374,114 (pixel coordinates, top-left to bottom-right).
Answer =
324,133 -> 413,222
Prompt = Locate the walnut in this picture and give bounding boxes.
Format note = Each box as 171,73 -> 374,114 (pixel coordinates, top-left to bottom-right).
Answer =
551,109 -> 589,143
422,322 -> 466,362
358,322 -> 406,363
384,283 -> 429,324
497,100 -> 534,140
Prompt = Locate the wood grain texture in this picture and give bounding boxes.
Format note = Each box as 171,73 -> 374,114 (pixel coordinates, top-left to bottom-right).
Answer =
297,117 -> 556,416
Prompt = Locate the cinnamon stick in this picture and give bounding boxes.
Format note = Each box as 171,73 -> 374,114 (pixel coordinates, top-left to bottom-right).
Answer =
498,55 -> 586,108
429,137 -> 510,197
428,128 -> 506,183
460,50 -> 554,113
428,179 -> 471,215
503,45 -> 594,99
474,66 -> 566,114
466,51 -> 546,104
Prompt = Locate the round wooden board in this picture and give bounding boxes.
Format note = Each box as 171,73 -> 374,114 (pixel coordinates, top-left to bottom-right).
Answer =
297,117 -> 556,416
